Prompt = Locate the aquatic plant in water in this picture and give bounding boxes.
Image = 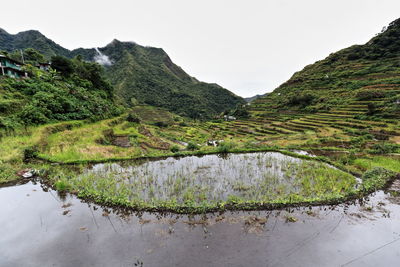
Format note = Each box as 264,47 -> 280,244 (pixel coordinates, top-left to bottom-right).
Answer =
70,152 -> 356,207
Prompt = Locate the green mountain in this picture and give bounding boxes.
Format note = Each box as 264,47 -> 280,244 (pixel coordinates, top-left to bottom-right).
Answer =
100,40 -> 244,118
244,93 -> 268,103
0,28 -> 244,118
0,28 -> 70,57
251,18 -> 400,118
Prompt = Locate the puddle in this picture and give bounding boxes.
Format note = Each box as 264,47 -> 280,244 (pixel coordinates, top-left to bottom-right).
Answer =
81,152 -> 354,204
1,180 -> 400,266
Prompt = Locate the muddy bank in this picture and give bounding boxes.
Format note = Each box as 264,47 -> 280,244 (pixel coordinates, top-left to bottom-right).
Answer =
1,180 -> 400,266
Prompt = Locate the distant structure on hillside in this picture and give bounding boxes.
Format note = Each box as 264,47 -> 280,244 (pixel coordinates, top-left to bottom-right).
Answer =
36,62 -> 51,71
0,54 -> 28,78
224,115 -> 236,121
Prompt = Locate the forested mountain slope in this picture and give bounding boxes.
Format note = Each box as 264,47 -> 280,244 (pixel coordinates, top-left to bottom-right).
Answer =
0,29 -> 244,118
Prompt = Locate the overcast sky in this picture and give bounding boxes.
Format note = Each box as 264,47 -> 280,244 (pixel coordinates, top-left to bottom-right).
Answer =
1,0 -> 400,97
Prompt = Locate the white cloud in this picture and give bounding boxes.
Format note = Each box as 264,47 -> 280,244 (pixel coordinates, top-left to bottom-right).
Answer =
93,48 -> 112,66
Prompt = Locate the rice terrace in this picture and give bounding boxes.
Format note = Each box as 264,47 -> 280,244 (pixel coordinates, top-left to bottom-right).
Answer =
1,2 -> 400,266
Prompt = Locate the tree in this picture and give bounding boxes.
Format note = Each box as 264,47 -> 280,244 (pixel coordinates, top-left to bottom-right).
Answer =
23,48 -> 45,64
367,103 -> 376,115
72,58 -> 113,95
232,104 -> 250,119
50,56 -> 74,76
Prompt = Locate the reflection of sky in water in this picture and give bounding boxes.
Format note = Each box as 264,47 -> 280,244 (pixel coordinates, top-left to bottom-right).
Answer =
85,152 -> 329,203
1,181 -> 399,267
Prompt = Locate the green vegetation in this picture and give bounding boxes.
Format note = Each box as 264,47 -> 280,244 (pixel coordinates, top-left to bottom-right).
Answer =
186,142 -> 200,151
0,99 -> 398,211
102,40 -> 245,119
250,18 -> 400,119
216,141 -> 236,153
0,19 -> 400,213
31,151 -> 395,214
0,51 -> 121,132
0,163 -> 19,184
0,30 -> 244,119
39,152 -> 358,213
369,143 -> 399,154
0,28 -> 70,58
354,156 -> 400,173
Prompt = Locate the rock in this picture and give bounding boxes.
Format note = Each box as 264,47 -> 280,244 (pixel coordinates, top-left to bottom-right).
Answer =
16,168 -> 30,176
22,172 -> 33,178
17,168 -> 34,178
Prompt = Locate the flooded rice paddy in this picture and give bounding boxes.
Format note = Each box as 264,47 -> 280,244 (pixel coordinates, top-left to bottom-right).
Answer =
80,152 -> 355,205
1,179 -> 400,266
1,152 -> 398,266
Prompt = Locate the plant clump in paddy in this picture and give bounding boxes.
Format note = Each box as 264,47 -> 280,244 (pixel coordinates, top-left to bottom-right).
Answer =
47,152 -> 358,212
0,163 -> 20,184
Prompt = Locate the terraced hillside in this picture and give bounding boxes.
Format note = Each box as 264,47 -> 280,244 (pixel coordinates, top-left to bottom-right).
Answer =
216,18 -> 400,153
1,19 -> 400,212
250,18 -> 400,120
0,97 -> 398,209
2,102 -> 395,165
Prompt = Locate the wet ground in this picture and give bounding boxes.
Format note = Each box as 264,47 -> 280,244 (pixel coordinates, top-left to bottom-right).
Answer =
1,179 -> 400,267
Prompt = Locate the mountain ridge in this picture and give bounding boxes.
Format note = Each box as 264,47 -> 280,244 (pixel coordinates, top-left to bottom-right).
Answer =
0,28 -> 244,118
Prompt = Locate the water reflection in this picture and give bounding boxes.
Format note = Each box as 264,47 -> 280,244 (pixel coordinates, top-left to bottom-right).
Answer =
82,152 -> 351,204
1,180 -> 400,266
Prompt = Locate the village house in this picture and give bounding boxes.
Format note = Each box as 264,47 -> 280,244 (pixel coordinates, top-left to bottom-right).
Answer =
0,54 -> 28,78
36,62 -> 51,71
223,115 -> 236,121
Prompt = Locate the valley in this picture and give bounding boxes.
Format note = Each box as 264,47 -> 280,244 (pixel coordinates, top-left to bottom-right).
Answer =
0,15 -> 400,267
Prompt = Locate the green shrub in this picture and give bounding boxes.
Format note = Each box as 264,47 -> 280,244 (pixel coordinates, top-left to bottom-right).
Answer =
367,103 -> 377,115
0,164 -> 18,183
370,143 -> 399,154
154,121 -> 169,128
362,167 -> 394,181
126,112 -> 141,123
356,90 -> 385,100
354,114 -> 369,120
288,91 -> 316,107
339,151 -> 356,165
54,179 -> 71,192
232,105 -> 250,119
217,141 -> 236,153
170,145 -> 180,153
186,142 -> 199,151
23,146 -> 39,161
350,134 -> 373,147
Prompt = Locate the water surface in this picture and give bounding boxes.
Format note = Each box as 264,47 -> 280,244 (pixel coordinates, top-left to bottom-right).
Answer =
1,179 -> 400,266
